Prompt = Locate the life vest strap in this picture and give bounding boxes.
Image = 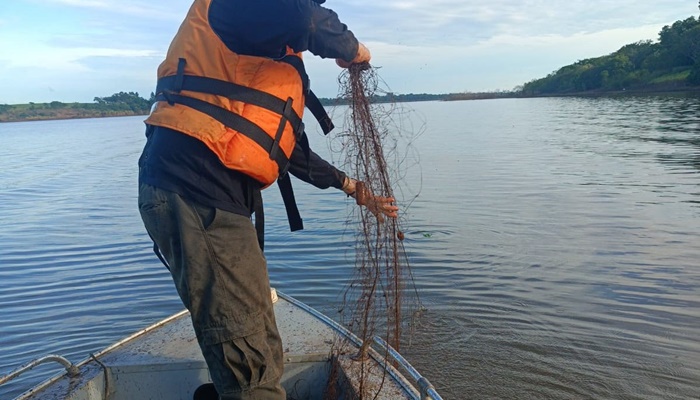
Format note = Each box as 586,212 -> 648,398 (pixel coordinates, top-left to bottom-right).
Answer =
278,55 -> 334,135
174,58 -> 187,93
277,173 -> 304,232
305,91 -> 334,135
253,189 -> 265,251
270,98 -> 295,162
156,91 -> 291,173
154,56 -> 333,241
156,74 -> 304,133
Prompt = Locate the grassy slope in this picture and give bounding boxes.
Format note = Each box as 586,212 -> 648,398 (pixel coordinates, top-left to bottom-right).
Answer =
0,103 -> 148,123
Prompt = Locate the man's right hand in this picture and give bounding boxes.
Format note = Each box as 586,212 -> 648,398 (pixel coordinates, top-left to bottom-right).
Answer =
354,181 -> 398,222
336,42 -> 371,68
342,177 -> 398,221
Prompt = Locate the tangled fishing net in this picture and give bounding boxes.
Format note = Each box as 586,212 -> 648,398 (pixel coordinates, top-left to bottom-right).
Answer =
324,64 -> 424,399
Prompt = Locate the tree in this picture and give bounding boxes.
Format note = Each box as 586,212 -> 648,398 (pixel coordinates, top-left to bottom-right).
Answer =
685,26 -> 700,63
94,91 -> 151,113
617,41 -> 657,68
659,17 -> 700,66
519,14 -> 700,94
688,63 -> 700,85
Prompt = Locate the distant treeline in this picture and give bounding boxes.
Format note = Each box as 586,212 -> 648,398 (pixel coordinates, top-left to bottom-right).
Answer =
0,92 -> 153,122
521,16 -> 700,95
4,14 -> 700,123
2,91 -> 455,123
319,92 -> 447,105
318,91 -> 519,105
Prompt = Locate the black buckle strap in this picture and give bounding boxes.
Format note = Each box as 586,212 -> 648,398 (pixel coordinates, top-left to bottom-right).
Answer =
278,55 -> 334,135
164,58 -> 188,106
253,189 -> 265,251
155,55 -> 333,240
174,58 -> 186,92
156,74 -> 304,133
148,233 -> 171,271
156,92 -> 290,173
277,173 -> 303,232
306,90 -> 334,135
270,97 -> 294,161
278,55 -> 310,93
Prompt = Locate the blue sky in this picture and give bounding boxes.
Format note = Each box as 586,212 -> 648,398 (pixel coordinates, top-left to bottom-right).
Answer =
0,0 -> 696,104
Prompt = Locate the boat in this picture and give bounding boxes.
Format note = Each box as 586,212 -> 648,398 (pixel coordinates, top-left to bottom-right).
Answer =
2,290 -> 442,400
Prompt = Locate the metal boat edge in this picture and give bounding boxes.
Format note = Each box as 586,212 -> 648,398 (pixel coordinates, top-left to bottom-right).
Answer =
3,290 -> 441,400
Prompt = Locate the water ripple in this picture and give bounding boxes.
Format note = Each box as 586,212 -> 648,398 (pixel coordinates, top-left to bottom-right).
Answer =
2,100 -> 700,399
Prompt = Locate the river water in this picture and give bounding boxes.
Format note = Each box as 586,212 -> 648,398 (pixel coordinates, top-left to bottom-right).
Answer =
1,94 -> 699,399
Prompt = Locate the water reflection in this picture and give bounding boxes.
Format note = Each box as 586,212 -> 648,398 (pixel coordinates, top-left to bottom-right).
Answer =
1,98 -> 700,399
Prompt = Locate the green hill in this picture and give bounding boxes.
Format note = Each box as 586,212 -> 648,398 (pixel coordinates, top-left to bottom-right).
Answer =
521,16 -> 700,95
4,15 -> 700,123
0,92 -> 152,122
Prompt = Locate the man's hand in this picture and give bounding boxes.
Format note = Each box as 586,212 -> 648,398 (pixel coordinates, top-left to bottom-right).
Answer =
342,178 -> 398,221
336,42 -> 371,68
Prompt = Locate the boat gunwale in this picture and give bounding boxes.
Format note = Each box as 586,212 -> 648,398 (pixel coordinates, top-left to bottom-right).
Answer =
15,291 -> 438,400
15,309 -> 190,399
277,291 -> 424,399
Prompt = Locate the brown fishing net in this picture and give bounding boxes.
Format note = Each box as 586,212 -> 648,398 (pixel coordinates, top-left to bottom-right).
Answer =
324,64 -> 424,399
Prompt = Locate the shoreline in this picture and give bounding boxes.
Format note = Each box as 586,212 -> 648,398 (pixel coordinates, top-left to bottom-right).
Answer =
525,86 -> 700,99
2,87 -> 699,123
0,111 -> 148,124
444,86 -> 700,101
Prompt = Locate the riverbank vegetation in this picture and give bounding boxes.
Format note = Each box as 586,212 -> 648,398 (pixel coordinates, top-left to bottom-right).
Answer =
0,92 -> 152,122
322,91 -> 517,104
521,16 -> 700,95
319,92 -> 446,105
2,14 -> 699,122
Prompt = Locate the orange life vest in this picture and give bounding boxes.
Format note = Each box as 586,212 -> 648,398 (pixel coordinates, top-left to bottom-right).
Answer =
145,0 -> 332,188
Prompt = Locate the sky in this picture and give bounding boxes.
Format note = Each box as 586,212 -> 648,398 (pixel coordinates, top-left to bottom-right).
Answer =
0,0 -> 697,104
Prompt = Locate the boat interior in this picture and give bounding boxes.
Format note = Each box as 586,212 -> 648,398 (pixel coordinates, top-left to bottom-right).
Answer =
14,292 -> 431,400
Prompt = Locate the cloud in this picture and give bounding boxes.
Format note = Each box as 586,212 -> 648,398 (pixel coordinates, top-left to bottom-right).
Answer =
0,31 -> 160,71
2,0 -> 697,103
363,23 -> 663,70
38,0 -> 188,20
304,23 -> 666,96
43,0 -> 109,7
0,50 -> 162,104
336,0 -> 694,46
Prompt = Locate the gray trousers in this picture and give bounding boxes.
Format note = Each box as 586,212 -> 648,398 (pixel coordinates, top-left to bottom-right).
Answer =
138,183 -> 285,400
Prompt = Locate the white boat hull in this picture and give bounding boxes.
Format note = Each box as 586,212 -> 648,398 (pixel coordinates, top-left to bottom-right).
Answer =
11,291 -> 439,400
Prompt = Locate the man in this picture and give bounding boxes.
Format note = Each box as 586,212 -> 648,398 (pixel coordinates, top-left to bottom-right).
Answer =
137,0 -> 398,398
